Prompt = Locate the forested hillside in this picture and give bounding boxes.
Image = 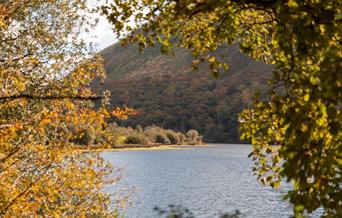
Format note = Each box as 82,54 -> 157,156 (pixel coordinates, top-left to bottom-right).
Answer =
96,43 -> 273,142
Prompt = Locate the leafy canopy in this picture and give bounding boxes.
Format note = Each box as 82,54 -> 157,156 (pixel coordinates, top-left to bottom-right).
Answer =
100,0 -> 341,217
0,0 -> 133,216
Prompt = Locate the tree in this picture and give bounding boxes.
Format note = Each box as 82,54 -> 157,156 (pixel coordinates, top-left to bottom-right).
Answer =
101,0 -> 341,216
0,0 -> 133,216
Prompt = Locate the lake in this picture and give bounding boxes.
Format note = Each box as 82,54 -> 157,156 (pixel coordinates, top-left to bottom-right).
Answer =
102,144 -> 293,218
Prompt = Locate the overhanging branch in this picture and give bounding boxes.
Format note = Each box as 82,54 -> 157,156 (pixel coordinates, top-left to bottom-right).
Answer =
179,0 -> 277,17
0,94 -> 104,101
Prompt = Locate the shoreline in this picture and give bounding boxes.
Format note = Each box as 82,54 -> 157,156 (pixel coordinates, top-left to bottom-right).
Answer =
78,143 -> 214,152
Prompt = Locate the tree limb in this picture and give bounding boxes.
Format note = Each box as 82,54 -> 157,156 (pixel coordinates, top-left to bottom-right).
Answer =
0,94 -> 104,101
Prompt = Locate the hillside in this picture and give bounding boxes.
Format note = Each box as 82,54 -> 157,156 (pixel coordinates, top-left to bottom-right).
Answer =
96,43 -> 273,142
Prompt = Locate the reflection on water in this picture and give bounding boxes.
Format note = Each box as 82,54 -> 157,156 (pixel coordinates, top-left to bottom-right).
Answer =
102,144 -> 293,218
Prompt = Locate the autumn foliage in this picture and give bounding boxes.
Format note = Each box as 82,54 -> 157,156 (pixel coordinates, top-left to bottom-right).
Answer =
0,0 -> 131,216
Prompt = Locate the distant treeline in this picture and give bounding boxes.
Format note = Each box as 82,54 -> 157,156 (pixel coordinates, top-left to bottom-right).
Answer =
105,72 -> 269,143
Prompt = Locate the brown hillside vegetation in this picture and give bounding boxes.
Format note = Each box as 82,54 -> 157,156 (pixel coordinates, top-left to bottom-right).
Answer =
96,43 -> 273,142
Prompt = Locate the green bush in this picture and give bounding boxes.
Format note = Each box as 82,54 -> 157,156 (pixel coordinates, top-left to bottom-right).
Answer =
124,134 -> 149,144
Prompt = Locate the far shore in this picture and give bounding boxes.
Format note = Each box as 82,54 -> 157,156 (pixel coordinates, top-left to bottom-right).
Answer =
74,143 -> 214,152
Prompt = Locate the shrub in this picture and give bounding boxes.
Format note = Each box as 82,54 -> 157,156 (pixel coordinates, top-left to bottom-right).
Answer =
135,125 -> 144,133
144,125 -> 166,143
71,128 -> 94,145
186,129 -> 202,145
103,123 -> 134,146
144,127 -> 158,142
93,134 -> 105,145
166,131 -> 180,145
155,133 -> 171,144
177,133 -> 186,145
124,134 -> 149,144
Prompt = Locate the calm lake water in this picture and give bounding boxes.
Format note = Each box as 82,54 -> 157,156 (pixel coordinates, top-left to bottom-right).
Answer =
102,144 -> 293,218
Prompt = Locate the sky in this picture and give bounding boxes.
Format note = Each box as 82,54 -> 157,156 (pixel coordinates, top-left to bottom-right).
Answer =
83,14 -> 117,50
80,1 -> 118,51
